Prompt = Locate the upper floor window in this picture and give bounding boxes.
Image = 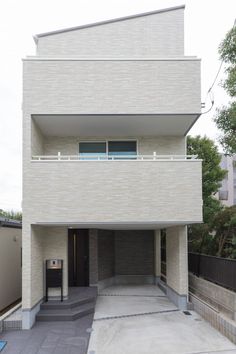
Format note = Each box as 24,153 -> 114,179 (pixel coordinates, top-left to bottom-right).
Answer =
79,141 -> 137,160
108,141 -> 137,159
79,142 -> 106,160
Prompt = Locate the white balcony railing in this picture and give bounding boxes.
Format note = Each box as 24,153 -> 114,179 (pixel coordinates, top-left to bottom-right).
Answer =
31,154 -> 199,162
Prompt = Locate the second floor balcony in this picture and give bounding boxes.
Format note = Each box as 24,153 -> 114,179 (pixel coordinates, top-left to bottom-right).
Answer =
24,153 -> 202,227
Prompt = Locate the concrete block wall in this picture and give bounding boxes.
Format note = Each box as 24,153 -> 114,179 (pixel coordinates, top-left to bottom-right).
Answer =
189,273 -> 236,321
190,294 -> 236,345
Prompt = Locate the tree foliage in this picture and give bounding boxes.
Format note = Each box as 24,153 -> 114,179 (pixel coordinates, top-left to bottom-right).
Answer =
187,135 -> 226,222
0,209 -> 22,221
187,136 -> 226,255
212,206 -> 236,258
214,26 -> 236,154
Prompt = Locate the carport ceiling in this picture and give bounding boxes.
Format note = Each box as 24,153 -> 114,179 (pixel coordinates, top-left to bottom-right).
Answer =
34,221 -> 199,230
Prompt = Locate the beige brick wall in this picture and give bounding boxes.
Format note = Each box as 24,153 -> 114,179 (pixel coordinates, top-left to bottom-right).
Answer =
42,135 -> 186,156
23,59 -> 201,115
36,7 -> 184,58
22,225 -> 68,309
166,225 -> 188,295
23,160 -> 202,224
42,227 -> 68,298
31,119 -> 44,155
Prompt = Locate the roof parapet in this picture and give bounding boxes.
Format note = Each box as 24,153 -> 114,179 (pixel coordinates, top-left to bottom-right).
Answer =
33,4 -> 185,43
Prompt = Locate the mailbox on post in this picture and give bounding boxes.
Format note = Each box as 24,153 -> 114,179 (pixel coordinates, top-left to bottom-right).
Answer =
46,259 -> 63,302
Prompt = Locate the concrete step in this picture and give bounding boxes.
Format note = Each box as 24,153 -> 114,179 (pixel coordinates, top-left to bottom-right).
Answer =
41,295 -> 96,310
36,302 -> 95,322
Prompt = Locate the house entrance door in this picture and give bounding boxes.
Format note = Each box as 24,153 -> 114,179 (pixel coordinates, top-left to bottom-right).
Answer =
68,229 -> 89,286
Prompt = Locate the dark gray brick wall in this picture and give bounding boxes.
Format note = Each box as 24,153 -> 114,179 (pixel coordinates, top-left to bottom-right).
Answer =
114,230 -> 154,275
98,230 -> 115,281
89,229 -> 98,285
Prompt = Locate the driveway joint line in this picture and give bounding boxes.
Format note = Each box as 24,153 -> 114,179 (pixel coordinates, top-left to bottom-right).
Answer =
94,309 -> 179,321
99,294 -> 167,298
188,350 -> 236,354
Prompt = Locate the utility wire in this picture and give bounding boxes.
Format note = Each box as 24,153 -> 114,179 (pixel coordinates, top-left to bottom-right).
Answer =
202,19 -> 235,115
202,60 -> 224,115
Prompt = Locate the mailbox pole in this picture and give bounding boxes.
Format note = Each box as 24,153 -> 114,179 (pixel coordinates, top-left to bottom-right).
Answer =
46,259 -> 63,302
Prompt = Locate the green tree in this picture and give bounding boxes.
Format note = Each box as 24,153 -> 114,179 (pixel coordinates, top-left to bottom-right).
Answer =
187,136 -> 226,253
214,26 -> 236,154
212,206 -> 236,258
0,209 -> 22,221
187,135 -> 226,220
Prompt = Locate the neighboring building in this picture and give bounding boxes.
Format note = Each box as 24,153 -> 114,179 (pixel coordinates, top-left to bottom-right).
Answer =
0,217 -> 22,313
22,5 -> 202,329
218,154 -> 236,206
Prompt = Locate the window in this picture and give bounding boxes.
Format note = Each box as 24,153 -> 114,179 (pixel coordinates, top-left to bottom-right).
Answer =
79,142 -> 106,160
79,141 -> 137,160
108,141 -> 137,159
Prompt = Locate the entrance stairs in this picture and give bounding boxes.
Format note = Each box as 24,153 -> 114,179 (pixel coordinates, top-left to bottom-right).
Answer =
36,287 -> 97,322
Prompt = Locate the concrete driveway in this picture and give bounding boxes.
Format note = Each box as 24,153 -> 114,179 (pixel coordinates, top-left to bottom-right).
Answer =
88,285 -> 236,354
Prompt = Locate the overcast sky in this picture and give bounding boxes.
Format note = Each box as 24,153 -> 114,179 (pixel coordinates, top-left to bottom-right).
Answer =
0,0 -> 235,211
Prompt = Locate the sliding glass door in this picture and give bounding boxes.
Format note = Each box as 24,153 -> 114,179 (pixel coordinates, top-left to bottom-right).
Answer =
79,141 -> 137,160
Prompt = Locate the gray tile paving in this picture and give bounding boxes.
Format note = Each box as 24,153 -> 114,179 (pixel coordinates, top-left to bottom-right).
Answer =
0,314 -> 93,354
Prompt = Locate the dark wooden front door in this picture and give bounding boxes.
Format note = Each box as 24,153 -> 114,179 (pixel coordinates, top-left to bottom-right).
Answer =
68,229 -> 89,286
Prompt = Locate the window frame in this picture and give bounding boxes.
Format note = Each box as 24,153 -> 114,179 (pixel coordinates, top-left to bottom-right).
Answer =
78,139 -> 138,159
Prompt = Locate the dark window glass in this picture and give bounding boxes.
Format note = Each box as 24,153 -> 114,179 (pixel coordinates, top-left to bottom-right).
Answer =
79,142 -> 106,159
108,141 -> 137,158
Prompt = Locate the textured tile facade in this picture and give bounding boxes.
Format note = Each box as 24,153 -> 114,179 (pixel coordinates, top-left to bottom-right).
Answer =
36,7 -> 185,58
42,135 -> 186,156
23,59 -> 201,115
23,160 -> 202,224
22,226 -> 68,309
22,6 -> 202,321
166,226 -> 188,295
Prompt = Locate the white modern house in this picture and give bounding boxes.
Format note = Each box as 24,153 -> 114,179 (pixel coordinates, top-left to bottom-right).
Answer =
22,5 -> 202,329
